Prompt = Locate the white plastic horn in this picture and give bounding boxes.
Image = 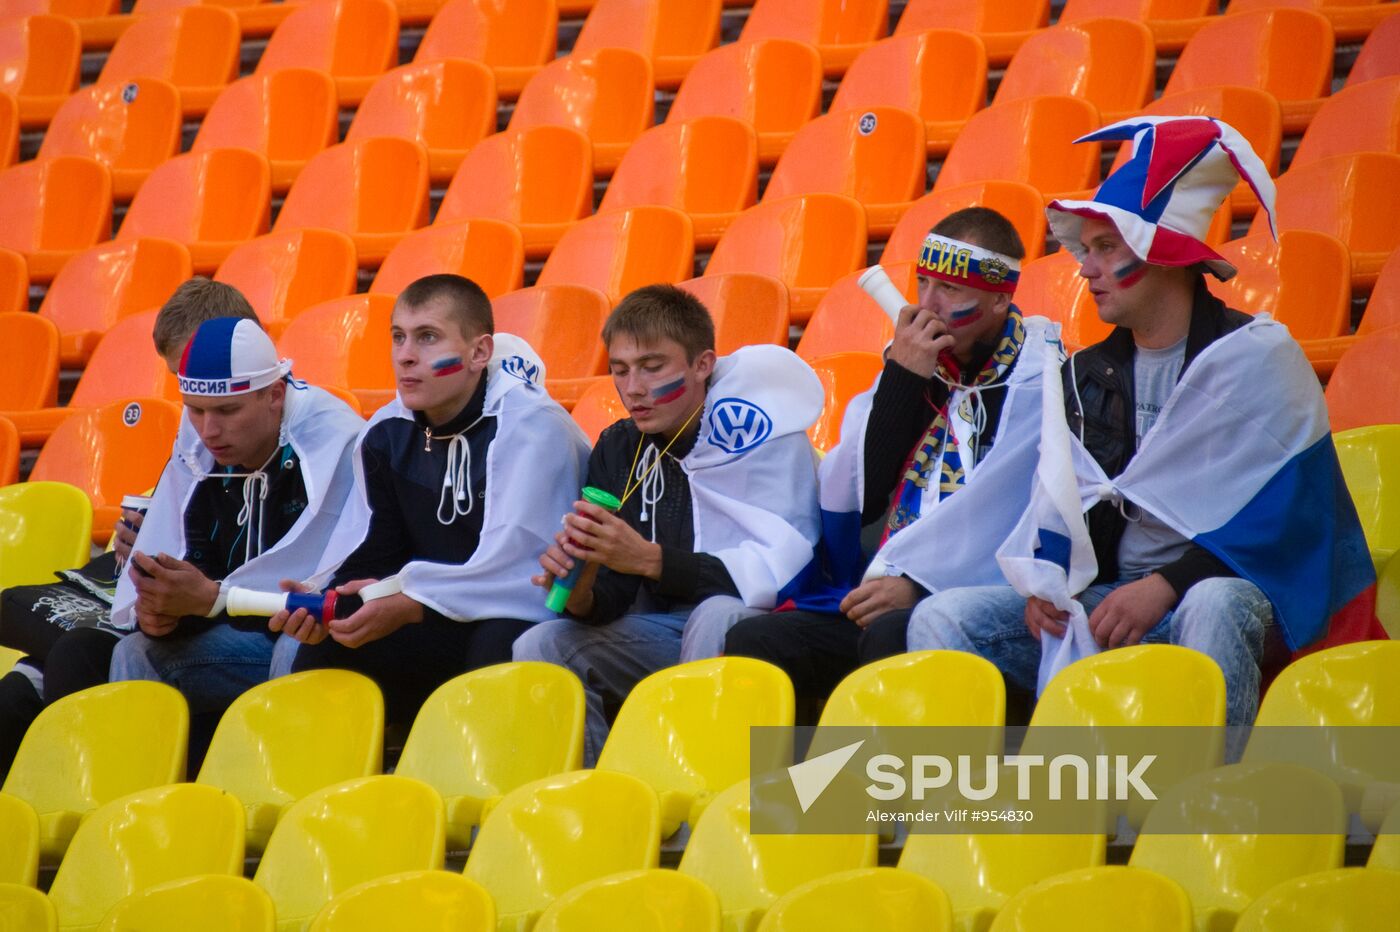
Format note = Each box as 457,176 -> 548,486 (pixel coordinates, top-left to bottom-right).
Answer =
857,265 -> 909,324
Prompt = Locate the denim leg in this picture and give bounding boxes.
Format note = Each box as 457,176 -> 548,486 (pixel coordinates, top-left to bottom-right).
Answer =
512,610 -> 689,765
906,586 -> 1041,694
1166,577 -> 1275,726
109,623 -> 276,717
679,595 -> 765,663
267,634 -> 301,680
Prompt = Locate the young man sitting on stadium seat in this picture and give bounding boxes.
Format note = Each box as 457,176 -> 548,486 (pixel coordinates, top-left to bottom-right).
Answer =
272,274 -> 590,726
515,284 -> 824,764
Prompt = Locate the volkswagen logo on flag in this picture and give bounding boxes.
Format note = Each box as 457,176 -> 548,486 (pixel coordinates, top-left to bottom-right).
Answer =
501,355 -> 540,384
708,397 -> 772,454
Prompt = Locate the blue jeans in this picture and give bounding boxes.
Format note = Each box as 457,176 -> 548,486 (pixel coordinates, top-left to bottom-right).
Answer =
907,577 -> 1278,726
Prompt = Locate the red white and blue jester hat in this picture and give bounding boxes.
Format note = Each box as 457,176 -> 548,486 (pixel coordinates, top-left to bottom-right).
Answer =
1046,115 -> 1278,282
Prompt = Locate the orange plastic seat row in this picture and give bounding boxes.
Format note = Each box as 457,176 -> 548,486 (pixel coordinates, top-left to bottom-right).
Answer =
1326,327 -> 1400,432
217,228 -> 359,339
370,219 -> 525,301
882,180 -> 1050,265
0,313 -> 60,417
996,16 -> 1156,123
0,155 -> 112,283
38,77 -> 182,201
0,247 -> 25,316
535,205 -> 695,305
255,0 -> 400,107
0,416 -> 17,486
1059,0 -> 1218,54
935,95 -> 1103,202
807,351 -> 885,452
739,0 -> 889,77
0,92 -> 16,170
96,5 -> 241,117
277,293 -> 398,415
413,0 -> 558,98
573,0 -> 722,89
795,261 -> 911,362
77,0 -> 293,50
1301,246 -> 1400,377
0,15 -> 82,127
1228,0 -> 1398,43
895,0 -> 1050,65
1207,229 -> 1351,342
1292,75 -> 1400,171
1348,10 -> 1400,87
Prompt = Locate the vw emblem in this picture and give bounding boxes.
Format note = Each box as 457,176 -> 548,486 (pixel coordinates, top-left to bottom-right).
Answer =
122,402 -> 142,427
708,397 -> 772,454
501,355 -> 540,384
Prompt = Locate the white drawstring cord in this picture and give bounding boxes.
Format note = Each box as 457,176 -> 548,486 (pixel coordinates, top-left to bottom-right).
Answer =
634,443 -> 665,542
437,433 -> 474,525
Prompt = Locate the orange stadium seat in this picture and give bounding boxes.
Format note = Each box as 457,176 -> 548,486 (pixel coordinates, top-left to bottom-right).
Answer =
1163,8 -> 1334,133
1300,247 -> 1400,376
370,220 -> 525,299
118,147 -> 271,274
436,126 -> 593,261
1292,76 -> 1400,170
274,137 -> 430,268
510,48 -> 655,176
412,0 -> 557,99
215,229 -> 358,338
79,0 -> 289,49
1227,0 -> 1395,44
277,294 -> 397,414
38,78 -> 182,201
3,0 -> 116,15
95,6 -> 240,117
0,416 -> 17,486
30,396 -> 183,541
830,30 -> 987,158
0,92 -> 16,170
0,247 -> 26,315
571,377 -> 626,442
678,272 -> 790,353
1209,230 -> 1350,342
807,351 -> 887,452
995,17 -> 1156,123
535,206 -> 695,305
255,0 -> 400,107
935,95 -> 1102,201
347,60 -> 497,184
598,116 -> 758,248
1059,0 -> 1218,52
193,69 -> 340,195
1348,10 -> 1400,86
882,181 -> 1048,264
667,38 -> 823,167
0,155 -> 112,283
1326,328 -> 1400,431
763,106 -> 927,238
705,193 -> 868,324
739,0 -> 889,77
494,284 -> 611,384
0,312 -> 60,413
795,261 -> 911,362
896,0 -> 1050,65
1250,152 -> 1400,291
572,0 -> 722,89
0,15 -> 82,128
1015,249 -> 1111,350
39,237 -> 193,366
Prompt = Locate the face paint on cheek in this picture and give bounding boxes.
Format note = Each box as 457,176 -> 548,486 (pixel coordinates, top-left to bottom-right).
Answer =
431,355 -> 464,377
650,375 -> 687,404
1114,258 -> 1148,289
947,302 -> 983,329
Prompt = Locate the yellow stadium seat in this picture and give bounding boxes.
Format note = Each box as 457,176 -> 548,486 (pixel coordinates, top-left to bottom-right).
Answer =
0,419 -> 15,487
757,868 -> 952,932
0,793 -> 38,886
253,776 -> 445,932
935,95 -> 1102,201
0,883 -> 55,932
678,778 -> 878,932
806,351 -> 885,453
534,869 -> 720,932
464,770 -> 661,931
95,6 -> 239,117
1379,553 -> 1400,640
0,482 -> 92,590
597,657 -> 795,838
739,0 -> 889,77
988,866 -> 1191,932
1369,798 -> 1400,870
1129,763 -> 1346,931
255,0 -> 399,107
215,229 -> 358,339
3,682 -> 188,862
795,266 -> 908,362
1326,328 -> 1400,431
0,155 -> 112,284
570,377 -> 627,442
309,871 -> 493,932
0,312 -> 59,414
37,78 -> 181,201
275,294 -> 397,415
881,180 -> 1048,265
535,206 -> 695,305
1207,229 -> 1351,342
895,0 -> 1050,66
98,875 -> 274,932
196,670 -> 383,855
48,783 -> 243,931
394,662 -> 584,851
1031,643 -> 1228,722
371,220 -> 524,300
819,650 -> 1006,729
0,15 -> 81,129
412,0 -> 556,98
995,17 -> 1156,122
571,0 -> 722,90
194,69 -> 340,195
493,284 -> 612,408
1348,10 -> 1400,86
436,125 -> 593,261
0,248 -> 24,316
1236,867 -> 1400,932
1335,425 -> 1400,572
667,38 -> 822,167
678,272 -> 790,354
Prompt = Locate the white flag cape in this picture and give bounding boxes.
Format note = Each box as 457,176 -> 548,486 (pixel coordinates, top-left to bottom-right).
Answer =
306,334 -> 591,624
111,383 -> 366,631
684,344 -> 824,609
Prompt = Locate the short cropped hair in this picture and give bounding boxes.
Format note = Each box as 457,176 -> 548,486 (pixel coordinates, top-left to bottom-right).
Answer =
602,284 -> 716,362
152,278 -> 260,358
932,207 -> 1027,261
397,274 -> 494,338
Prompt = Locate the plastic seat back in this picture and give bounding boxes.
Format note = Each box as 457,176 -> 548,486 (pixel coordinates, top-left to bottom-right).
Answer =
196,670 -> 385,853
49,784 -> 244,930
0,793 -> 38,886
276,294 -> 397,410
706,193 -> 868,323
679,778 -> 878,930
491,284 -> 610,381
0,481 -> 92,590
394,663 -> 584,850
668,39 -> 822,166
118,148 -> 271,272
255,0 -> 400,105
740,0 -> 889,72
0,883 -> 54,932
1293,75 -> 1400,169
996,17 -> 1155,117
0,418 -> 15,488
96,6 -> 239,114
511,47 -> 655,174
1326,328 -> 1400,430
1237,867 -> 1400,932
66,311 -> 180,410
0,156 -> 112,280
39,238 -> 192,365
1013,250 -> 1110,351
3,682 -> 189,861
936,95 -> 1102,197
1381,550 -> 1400,640
253,776 -> 445,930
413,0 -> 557,97
0,312 -> 58,410
1164,8 -> 1333,105
597,657 -> 795,837
97,875 -> 275,932
215,229 -> 357,337
571,377 -> 627,443
895,0 -> 1050,64
464,770 -> 661,929
0,248 -> 23,316
194,69 -> 340,193
309,871 -> 494,932
347,60 -> 497,182
371,220 -> 523,300
0,93 -> 12,170
1348,10 -> 1400,86
819,650 -> 1006,730
1334,425 -> 1400,568
806,351 -> 885,452
1207,230 -> 1351,341
573,0 -> 722,88
1253,640 -> 1400,727
757,868 -> 951,932
1128,762 -> 1345,930
676,272 -> 789,353
535,869 -> 720,932
37,78 -> 180,200
536,206 -> 694,304
881,180 -> 1048,264
1031,644 -> 1227,727
796,264 -> 908,361
0,16 -> 81,108
988,866 -> 1192,932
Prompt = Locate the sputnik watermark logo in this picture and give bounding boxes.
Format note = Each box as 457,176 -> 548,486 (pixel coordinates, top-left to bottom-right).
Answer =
788,740 -> 865,814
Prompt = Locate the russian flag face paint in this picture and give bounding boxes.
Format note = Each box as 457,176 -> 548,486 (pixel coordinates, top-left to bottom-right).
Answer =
947,301 -> 983,329
431,355 -> 465,377
1114,258 -> 1148,289
650,375 -> 687,404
